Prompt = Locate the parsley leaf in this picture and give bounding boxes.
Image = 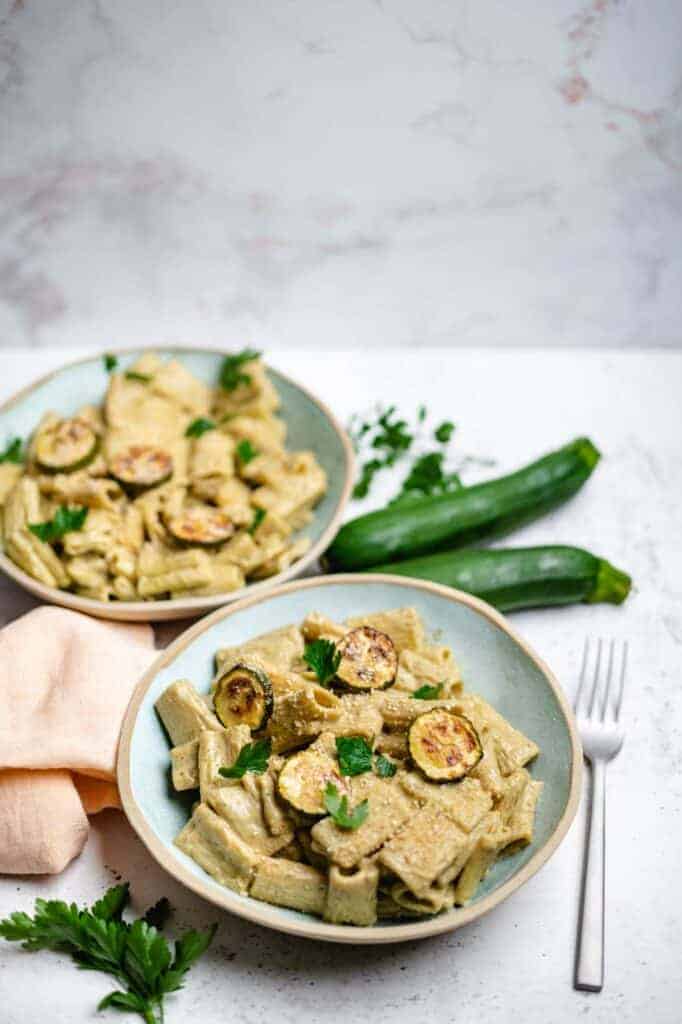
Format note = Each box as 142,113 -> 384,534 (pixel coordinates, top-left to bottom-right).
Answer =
336,736 -> 373,777
0,437 -> 23,464
392,452 -> 462,504
28,505 -> 88,543
103,353 -> 118,373
353,457 -> 383,499
219,348 -> 261,391
374,754 -> 398,778
418,404 -> 427,423
434,420 -> 455,443
219,739 -> 271,779
324,783 -> 369,830
185,417 -> 216,438
236,439 -> 258,464
412,682 -> 443,700
248,507 -> 266,535
125,371 -> 152,383
349,405 -> 416,499
0,883 -> 215,1024
303,639 -> 340,686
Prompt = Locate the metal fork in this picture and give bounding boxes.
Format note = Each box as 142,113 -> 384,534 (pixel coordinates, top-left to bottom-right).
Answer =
573,638 -> 628,992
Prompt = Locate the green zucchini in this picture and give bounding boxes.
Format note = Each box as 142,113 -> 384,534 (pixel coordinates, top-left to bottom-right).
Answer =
323,437 -> 600,571
35,418 -> 99,474
335,626 -> 398,691
213,664 -> 273,731
408,709 -> 483,782
370,545 -> 631,611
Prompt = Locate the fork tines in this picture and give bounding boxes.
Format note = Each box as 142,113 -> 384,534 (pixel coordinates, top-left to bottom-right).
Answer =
575,638 -> 628,722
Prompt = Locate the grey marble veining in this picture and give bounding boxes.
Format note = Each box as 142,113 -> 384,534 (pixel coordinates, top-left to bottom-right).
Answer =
0,0 -> 681,350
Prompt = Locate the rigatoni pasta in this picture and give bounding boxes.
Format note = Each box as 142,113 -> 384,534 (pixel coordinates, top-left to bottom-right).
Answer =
156,606 -> 542,926
0,351 -> 327,602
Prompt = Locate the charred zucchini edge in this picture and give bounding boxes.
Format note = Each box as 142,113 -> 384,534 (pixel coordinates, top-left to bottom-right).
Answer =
213,663 -> 274,731
408,708 -> 483,782
335,626 -> 398,691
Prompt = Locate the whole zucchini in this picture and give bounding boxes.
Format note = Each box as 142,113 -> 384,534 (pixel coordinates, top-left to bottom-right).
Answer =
370,545 -> 631,611
324,437 -> 600,571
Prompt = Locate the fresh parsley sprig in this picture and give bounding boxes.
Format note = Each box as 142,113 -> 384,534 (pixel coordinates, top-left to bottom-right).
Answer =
324,783 -> 369,830
303,639 -> 340,686
219,739 -> 271,779
0,437 -> 23,464
336,736 -> 373,777
125,371 -> 152,383
219,349 -> 261,391
434,420 -> 455,443
185,417 -> 216,438
0,883 -> 216,1024
236,439 -> 258,464
104,353 -> 118,373
411,682 -> 443,700
28,505 -> 88,543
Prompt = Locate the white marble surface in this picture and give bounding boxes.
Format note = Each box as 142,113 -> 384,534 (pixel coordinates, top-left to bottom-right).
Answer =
0,346 -> 680,1023
1,0 -> 681,350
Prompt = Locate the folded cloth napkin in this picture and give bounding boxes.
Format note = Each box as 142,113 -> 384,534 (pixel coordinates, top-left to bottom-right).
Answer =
0,606 -> 155,874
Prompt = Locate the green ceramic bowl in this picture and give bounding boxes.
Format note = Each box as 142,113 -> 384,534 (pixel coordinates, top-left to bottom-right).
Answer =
118,574 -> 582,943
0,348 -> 353,621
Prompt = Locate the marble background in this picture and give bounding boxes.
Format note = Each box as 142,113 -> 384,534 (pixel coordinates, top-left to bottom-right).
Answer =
0,0 -> 681,351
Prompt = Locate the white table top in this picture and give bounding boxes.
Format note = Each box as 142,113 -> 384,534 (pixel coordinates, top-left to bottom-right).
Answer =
0,348 -> 680,1023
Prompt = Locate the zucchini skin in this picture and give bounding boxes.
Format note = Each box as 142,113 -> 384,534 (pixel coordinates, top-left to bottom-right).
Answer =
324,438 -> 600,571
369,545 -> 631,612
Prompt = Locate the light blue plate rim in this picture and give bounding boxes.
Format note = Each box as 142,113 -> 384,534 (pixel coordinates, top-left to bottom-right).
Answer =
117,573 -> 582,944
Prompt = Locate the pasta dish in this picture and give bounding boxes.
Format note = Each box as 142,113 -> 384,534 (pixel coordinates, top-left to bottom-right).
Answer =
156,606 -> 542,925
0,351 -> 327,602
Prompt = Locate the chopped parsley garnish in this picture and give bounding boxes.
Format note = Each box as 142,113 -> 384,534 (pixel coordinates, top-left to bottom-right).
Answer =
0,883 -> 215,1024
103,353 -> 118,372
124,371 -> 152,383
185,417 -> 216,438
336,736 -> 373,777
351,406 -> 415,499
0,437 -> 23,464
374,753 -> 398,778
392,452 -> 462,504
236,439 -> 258,464
353,457 -> 384,499
219,739 -> 271,779
248,507 -> 267,535
324,783 -> 369,830
418,404 -> 427,422
434,420 -> 455,443
219,348 -> 261,391
303,638 -> 340,686
412,682 -> 443,700
28,505 -> 88,543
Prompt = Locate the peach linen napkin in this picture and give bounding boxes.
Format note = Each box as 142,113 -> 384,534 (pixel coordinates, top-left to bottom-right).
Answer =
0,606 -> 156,874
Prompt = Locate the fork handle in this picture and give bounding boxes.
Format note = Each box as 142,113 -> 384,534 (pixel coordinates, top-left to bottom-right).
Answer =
575,758 -> 606,991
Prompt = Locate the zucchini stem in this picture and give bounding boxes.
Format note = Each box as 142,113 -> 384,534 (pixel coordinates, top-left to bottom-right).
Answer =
588,559 -> 632,605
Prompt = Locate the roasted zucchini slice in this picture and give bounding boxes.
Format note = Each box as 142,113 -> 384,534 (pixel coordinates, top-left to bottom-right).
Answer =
408,709 -> 483,782
35,418 -> 99,474
335,626 -> 397,691
109,445 -> 173,494
166,507 -> 235,547
213,664 -> 273,731
277,748 -> 349,816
